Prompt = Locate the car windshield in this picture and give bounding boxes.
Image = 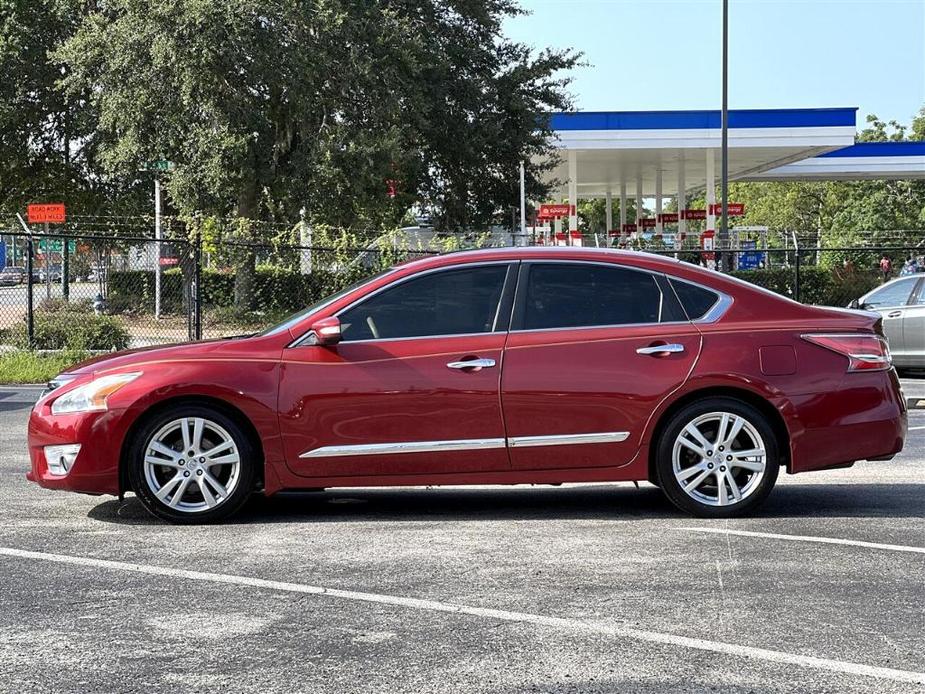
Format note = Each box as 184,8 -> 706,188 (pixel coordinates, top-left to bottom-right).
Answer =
259,267 -> 397,337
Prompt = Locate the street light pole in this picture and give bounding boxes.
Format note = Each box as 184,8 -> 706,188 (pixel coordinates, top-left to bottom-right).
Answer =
720,0 -> 729,271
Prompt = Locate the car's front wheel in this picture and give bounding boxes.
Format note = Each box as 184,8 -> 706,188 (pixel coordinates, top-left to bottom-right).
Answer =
128,405 -> 256,523
655,397 -> 779,517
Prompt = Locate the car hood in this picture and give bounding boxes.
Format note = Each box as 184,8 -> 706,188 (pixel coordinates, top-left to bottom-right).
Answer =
62,338 -> 250,377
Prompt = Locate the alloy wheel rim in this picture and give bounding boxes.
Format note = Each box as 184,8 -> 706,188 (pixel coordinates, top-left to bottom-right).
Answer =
143,417 -> 241,513
671,411 -> 767,507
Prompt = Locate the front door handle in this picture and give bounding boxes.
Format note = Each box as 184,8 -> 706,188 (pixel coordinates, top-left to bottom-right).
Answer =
636,343 -> 685,356
447,357 -> 496,370
887,310 -> 903,318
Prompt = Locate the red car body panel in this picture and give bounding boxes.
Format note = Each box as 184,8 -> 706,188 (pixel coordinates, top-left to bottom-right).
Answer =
278,332 -> 509,477
501,325 -> 701,470
25,247 -> 906,500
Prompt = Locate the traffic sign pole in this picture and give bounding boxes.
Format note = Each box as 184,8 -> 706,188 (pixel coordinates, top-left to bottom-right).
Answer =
62,233 -> 70,301
155,178 -> 162,320
44,222 -> 51,301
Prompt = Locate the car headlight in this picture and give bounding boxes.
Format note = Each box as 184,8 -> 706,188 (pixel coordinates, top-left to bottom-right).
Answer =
50,372 -> 142,415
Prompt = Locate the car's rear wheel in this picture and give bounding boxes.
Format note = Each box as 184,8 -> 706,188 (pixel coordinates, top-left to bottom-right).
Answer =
655,397 -> 779,517
128,405 -> 256,523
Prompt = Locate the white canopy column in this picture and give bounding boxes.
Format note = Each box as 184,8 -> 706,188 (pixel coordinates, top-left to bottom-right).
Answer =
568,151 -> 578,234
635,172 -> 642,230
678,156 -> 687,238
655,169 -> 663,235
706,149 -> 716,234
605,189 -> 613,238
619,181 -> 627,230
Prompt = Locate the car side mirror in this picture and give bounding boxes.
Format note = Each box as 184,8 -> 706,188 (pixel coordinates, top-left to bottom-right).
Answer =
308,316 -> 342,346
848,299 -> 860,309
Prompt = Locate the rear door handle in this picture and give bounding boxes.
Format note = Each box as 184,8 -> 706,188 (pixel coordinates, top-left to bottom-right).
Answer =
636,343 -> 685,356
887,310 -> 903,318
447,358 -> 496,370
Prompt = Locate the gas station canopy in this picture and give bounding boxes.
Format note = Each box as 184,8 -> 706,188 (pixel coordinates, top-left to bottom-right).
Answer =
538,107 -> 925,236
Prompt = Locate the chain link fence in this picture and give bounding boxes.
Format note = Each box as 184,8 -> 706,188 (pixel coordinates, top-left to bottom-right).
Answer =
1,217 -> 923,353
0,223 -> 445,350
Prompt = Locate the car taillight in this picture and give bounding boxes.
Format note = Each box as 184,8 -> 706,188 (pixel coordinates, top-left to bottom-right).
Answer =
801,333 -> 892,372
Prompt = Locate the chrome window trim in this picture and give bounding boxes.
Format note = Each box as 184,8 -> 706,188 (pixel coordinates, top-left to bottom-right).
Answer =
290,261 -> 515,347
667,276 -> 733,324
508,432 -> 629,448
300,438 -> 507,458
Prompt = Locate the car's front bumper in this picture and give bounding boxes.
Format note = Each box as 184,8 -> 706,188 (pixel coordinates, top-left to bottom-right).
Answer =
27,404 -> 125,496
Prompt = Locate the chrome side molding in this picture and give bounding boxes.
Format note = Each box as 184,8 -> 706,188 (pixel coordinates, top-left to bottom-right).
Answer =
299,431 -> 630,459
299,438 -> 507,458
507,431 -> 629,448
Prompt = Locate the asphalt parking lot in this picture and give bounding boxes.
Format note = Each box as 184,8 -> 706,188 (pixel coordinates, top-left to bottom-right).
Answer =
0,381 -> 923,693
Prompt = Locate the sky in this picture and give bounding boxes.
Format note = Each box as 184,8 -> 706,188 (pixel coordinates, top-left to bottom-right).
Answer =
503,0 -> 925,129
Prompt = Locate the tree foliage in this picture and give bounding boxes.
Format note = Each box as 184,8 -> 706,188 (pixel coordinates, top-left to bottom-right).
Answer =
49,0 -> 578,233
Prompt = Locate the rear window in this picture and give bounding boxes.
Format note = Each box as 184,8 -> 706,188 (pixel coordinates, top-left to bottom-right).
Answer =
670,279 -> 719,320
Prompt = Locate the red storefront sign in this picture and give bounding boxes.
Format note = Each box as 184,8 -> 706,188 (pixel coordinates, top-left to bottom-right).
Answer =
27,203 -> 66,224
608,229 -> 621,237
640,217 -> 657,229
657,213 -> 679,224
621,223 -> 637,233
708,202 -> 745,216
569,230 -> 582,239
538,203 -> 573,219
681,209 -> 707,220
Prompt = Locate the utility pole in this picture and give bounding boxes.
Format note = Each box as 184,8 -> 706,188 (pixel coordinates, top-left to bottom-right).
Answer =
720,0 -> 729,271
519,161 -> 527,247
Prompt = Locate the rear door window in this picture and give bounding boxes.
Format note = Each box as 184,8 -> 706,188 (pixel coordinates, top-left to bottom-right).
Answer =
518,263 -> 665,330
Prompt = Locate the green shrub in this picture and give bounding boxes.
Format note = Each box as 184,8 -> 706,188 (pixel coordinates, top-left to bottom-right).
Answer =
37,297 -> 95,314
728,266 -> 880,307
108,269 -> 185,312
6,307 -> 130,351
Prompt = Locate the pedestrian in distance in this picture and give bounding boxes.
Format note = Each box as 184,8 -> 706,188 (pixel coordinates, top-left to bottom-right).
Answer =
879,255 -> 893,283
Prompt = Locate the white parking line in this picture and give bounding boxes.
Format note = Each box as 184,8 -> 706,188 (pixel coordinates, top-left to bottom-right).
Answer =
682,527 -> 925,554
907,425 -> 925,431
1,546 -> 923,685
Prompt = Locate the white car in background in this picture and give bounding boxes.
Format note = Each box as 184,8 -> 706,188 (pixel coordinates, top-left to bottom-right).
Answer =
851,275 -> 925,369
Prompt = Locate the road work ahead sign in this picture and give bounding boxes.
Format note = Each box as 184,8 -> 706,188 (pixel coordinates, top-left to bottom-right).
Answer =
27,203 -> 66,224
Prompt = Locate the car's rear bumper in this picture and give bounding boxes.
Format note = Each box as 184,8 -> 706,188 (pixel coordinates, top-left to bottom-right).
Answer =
787,369 -> 906,473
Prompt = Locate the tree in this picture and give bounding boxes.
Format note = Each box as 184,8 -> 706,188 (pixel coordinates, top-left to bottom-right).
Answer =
56,0 -> 579,306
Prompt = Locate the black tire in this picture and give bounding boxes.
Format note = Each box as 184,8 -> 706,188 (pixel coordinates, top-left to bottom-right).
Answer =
127,404 -> 257,524
654,397 -> 780,518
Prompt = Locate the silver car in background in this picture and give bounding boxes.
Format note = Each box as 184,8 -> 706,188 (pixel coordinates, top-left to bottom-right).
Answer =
851,275 -> 925,368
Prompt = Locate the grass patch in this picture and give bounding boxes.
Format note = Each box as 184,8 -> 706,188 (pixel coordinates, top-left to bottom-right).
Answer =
0,350 -> 87,384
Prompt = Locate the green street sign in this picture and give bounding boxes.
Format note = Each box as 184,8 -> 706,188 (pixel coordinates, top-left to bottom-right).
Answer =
37,239 -> 76,253
144,160 -> 175,172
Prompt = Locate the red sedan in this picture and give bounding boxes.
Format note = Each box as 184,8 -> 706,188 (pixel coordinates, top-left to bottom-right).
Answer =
27,247 -> 906,523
